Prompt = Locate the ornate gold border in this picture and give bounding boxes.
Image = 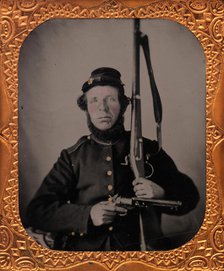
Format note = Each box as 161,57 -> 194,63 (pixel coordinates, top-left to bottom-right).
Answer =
0,0 -> 224,270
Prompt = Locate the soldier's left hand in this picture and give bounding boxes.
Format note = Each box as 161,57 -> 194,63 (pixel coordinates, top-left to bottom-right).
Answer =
132,177 -> 165,199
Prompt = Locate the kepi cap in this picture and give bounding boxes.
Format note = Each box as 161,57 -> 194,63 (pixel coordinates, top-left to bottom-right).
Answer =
82,67 -> 124,93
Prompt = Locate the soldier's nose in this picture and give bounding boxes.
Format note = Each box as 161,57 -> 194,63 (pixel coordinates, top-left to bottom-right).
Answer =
99,101 -> 109,111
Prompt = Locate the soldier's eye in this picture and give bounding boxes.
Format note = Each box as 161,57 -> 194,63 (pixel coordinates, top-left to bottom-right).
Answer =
89,97 -> 98,104
107,96 -> 117,102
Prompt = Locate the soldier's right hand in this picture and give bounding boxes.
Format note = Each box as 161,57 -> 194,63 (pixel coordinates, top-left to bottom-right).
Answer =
90,201 -> 127,226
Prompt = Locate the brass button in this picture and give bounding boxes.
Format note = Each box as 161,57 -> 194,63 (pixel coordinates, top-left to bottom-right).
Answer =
107,170 -> 112,176
109,226 -> 113,231
71,232 -> 75,236
106,156 -> 112,162
107,185 -> 113,191
87,135 -> 91,140
80,233 -> 84,236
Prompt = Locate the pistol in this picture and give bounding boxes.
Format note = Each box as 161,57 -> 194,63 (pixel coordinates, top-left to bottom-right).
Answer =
115,197 -> 182,211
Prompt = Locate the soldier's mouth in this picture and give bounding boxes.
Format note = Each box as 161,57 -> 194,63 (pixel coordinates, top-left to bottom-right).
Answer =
98,116 -> 111,120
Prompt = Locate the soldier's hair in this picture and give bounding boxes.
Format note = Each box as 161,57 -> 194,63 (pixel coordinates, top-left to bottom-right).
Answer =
77,89 -> 130,114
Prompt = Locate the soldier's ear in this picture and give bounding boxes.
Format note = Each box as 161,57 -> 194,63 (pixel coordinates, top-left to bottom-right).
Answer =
121,95 -> 131,114
77,94 -> 87,111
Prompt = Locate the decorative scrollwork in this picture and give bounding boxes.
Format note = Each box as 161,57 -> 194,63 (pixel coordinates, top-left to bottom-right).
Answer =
0,226 -> 13,251
0,0 -> 16,15
15,256 -> 38,270
0,16 -> 15,44
209,1 -> 224,16
209,17 -> 224,43
187,1 -> 208,13
185,256 -> 209,270
211,253 -> 224,269
211,224 -> 224,251
0,252 -> 11,269
17,1 -> 39,12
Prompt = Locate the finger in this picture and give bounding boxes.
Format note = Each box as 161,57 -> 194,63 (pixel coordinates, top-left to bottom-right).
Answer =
112,194 -> 119,201
133,184 -> 145,192
135,190 -> 147,197
118,212 -> 128,217
115,206 -> 127,214
103,210 -> 116,216
103,214 -> 115,221
132,177 -> 146,186
99,201 -> 111,205
103,204 -> 116,212
102,218 -> 114,224
132,179 -> 140,186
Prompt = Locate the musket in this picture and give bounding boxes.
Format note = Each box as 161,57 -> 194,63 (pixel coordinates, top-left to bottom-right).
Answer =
129,18 -> 147,251
128,19 -> 180,250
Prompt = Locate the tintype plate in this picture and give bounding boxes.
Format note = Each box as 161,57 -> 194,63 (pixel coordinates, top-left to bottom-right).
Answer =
0,0 -> 224,271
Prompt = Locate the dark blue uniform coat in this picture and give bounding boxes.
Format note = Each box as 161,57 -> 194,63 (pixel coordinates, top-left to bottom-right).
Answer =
27,131 -> 199,251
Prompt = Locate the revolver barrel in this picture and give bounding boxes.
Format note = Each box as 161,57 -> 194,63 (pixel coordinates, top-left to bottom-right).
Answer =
115,197 -> 182,211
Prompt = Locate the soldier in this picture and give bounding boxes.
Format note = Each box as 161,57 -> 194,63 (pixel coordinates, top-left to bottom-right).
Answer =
27,67 -> 199,251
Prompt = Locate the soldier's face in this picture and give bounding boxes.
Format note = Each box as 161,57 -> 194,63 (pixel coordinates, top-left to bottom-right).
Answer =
86,86 -> 121,130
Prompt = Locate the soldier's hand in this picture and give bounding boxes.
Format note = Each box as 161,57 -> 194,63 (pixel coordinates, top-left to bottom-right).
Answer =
132,177 -> 165,199
90,201 -> 127,226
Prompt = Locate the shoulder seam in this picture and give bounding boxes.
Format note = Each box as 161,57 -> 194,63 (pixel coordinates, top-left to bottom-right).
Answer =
66,135 -> 90,154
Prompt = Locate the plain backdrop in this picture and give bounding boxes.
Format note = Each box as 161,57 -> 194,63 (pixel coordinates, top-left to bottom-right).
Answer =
18,18 -> 206,249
